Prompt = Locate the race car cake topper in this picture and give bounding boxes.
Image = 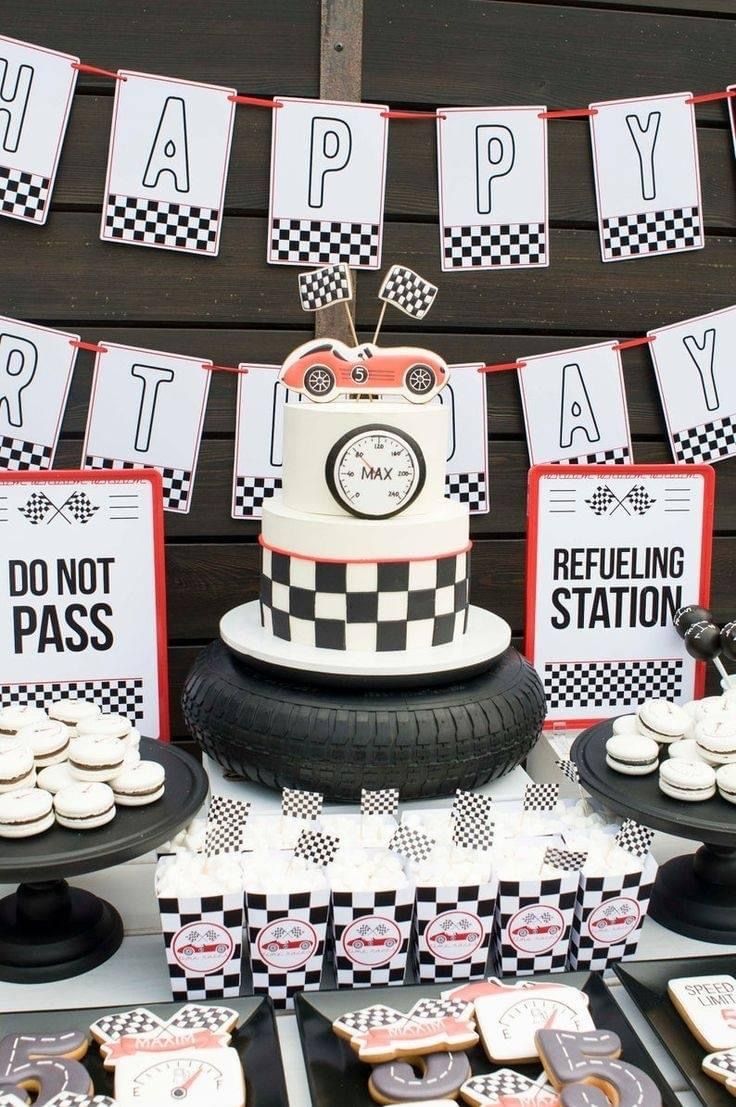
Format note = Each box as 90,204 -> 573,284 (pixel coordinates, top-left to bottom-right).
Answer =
284,262 -> 448,403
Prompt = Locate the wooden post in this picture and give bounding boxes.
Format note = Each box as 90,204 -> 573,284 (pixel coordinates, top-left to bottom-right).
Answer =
316,0 -> 364,343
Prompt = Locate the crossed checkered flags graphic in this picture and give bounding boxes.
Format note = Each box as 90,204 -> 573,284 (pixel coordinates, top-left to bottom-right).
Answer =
615,818 -> 655,858
586,483 -> 656,517
298,262 -> 353,311
378,265 -> 438,320
18,489 -> 99,525
361,788 -> 400,816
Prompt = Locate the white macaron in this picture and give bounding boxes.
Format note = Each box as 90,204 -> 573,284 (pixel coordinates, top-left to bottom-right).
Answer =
716,763 -> 736,805
695,719 -> 736,766
0,705 -> 48,736
0,788 -> 54,838
0,743 -> 35,792
667,739 -> 707,764
659,758 -> 716,802
606,734 -> 659,776
68,736 -> 126,782
47,698 -> 101,734
54,782 -> 116,830
75,713 -> 131,741
637,700 -> 689,745
36,761 -> 77,795
14,719 -> 70,767
611,714 -> 642,736
111,761 -> 165,806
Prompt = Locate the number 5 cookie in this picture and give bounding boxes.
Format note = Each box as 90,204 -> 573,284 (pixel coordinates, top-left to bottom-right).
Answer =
536,1028 -> 662,1106
0,1031 -> 92,1105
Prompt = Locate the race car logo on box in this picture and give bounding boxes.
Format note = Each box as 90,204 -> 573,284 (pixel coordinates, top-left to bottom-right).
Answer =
425,910 -> 483,962
507,905 -> 565,954
171,921 -> 234,974
340,916 -> 402,967
256,918 -> 318,970
585,897 -> 641,945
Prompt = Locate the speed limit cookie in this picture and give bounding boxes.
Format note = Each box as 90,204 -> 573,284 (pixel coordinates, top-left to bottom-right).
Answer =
668,974 -> 736,1051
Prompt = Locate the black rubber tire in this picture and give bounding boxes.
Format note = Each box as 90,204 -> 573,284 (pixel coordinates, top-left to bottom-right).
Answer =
181,639 -> 546,802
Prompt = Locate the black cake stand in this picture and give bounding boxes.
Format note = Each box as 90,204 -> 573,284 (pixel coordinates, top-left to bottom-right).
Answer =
572,721 -> 736,944
0,737 -> 208,983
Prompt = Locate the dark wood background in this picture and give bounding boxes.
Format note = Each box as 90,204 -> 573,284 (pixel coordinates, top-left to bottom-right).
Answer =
3,0 -> 735,740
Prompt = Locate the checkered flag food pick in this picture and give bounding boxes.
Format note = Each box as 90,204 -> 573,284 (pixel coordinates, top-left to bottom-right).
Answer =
544,846 -> 588,872
298,263 -> 353,311
294,829 -> 341,867
204,820 -> 244,856
62,490 -> 99,524
389,823 -> 435,863
585,485 -> 618,516
378,265 -> 438,320
555,758 -> 581,784
281,787 -> 323,820
18,491 -> 54,524
623,484 -> 656,515
208,795 -> 251,828
452,789 -> 494,825
452,818 -> 495,851
616,818 -> 655,858
524,782 -> 560,811
361,788 -> 400,816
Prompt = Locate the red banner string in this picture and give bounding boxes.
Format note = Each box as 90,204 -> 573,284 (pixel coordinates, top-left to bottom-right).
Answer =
71,62 -> 126,81
477,336 -> 657,372
381,110 -> 446,120
687,89 -> 736,105
477,360 -> 526,374
69,339 -> 108,353
612,336 -> 656,351
228,94 -> 283,109
203,363 -> 249,375
538,108 -> 598,119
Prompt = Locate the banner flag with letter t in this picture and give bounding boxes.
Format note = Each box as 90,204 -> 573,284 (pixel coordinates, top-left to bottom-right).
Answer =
268,97 -> 388,269
101,70 -> 236,256
590,91 -> 703,262
0,35 -> 79,224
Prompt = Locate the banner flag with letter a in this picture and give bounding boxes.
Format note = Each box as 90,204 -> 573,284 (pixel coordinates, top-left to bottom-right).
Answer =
438,106 -> 548,271
0,35 -> 79,224
101,70 -> 236,256
589,91 -> 703,263
268,96 -> 388,269
82,341 -> 212,513
518,340 -> 632,466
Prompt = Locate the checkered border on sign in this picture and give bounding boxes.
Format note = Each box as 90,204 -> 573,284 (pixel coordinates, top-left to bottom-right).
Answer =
104,194 -> 220,254
244,890 -> 330,1009
602,205 -> 702,260
443,223 -> 546,268
84,455 -> 192,512
260,548 -> 470,652
158,895 -> 243,1000
0,435 -> 53,471
270,218 -> 380,268
673,412 -> 736,465
332,889 -> 415,989
415,883 -> 495,983
1,679 -> 144,722
445,472 -> 488,513
544,658 -> 683,711
567,867 -> 655,972
492,875 -> 578,977
552,446 -> 630,465
0,166 -> 51,223
233,475 -> 282,518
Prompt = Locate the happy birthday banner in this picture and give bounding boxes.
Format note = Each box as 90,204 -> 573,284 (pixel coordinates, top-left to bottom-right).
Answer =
1,33 -> 734,267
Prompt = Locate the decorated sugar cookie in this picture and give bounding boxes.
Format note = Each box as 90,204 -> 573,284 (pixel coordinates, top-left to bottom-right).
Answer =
0,1030 -> 91,1104
368,1051 -> 471,1104
332,998 -> 477,1063
668,974 -> 736,1051
536,1028 -> 661,1107
703,1047 -> 736,1098
461,1069 -> 560,1106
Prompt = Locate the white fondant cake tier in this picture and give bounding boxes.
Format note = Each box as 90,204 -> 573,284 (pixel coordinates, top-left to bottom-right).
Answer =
280,400 -> 449,517
261,497 -> 469,561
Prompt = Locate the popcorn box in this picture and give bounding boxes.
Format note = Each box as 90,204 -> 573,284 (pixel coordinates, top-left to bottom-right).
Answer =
491,871 -> 579,976
244,886 -> 330,1010
414,878 -> 497,983
331,885 -> 415,988
157,886 -> 245,1000
566,853 -> 658,971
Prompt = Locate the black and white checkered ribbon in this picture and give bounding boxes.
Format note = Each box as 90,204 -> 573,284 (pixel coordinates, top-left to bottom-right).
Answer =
452,818 -> 495,851
615,818 -> 654,858
208,795 -> 251,828
389,823 -> 435,863
361,788 -> 400,816
378,264 -> 438,320
555,758 -> 581,784
294,828 -> 341,867
452,789 -> 494,825
524,782 -> 560,811
544,846 -> 588,872
282,787 -> 323,820
298,262 -> 352,311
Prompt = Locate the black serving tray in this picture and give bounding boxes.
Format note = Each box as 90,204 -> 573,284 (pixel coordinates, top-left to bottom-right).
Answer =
616,955 -> 736,1107
0,996 -> 288,1107
296,972 -> 678,1107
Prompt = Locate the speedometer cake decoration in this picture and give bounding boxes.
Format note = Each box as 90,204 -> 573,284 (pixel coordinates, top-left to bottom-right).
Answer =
326,424 -> 426,519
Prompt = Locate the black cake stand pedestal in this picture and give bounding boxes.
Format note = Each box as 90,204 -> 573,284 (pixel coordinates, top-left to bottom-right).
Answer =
0,738 -> 208,983
572,721 -> 736,944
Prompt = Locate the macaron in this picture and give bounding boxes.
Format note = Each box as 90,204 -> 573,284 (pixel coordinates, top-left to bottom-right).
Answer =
14,720 -> 70,767
0,743 -> 35,792
637,700 -> 689,745
667,739 -> 706,763
716,763 -> 736,805
68,736 -> 126,782
0,705 -> 48,736
659,758 -> 716,802
47,698 -> 101,733
611,714 -> 642,736
37,761 -> 76,794
75,713 -> 130,741
111,761 -> 165,806
695,719 -> 736,766
54,782 -> 116,830
606,734 -> 659,775
0,788 -> 54,838
126,727 -> 141,753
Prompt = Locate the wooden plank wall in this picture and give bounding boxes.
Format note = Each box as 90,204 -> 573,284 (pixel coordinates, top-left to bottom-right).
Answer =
2,0 -> 734,741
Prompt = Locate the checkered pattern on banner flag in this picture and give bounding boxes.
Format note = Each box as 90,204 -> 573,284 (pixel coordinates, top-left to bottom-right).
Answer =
0,435 -> 53,471
616,819 -> 654,858
585,485 -> 618,516
158,893 -> 244,1000
90,1006 -> 165,1043
602,206 -> 701,260
524,782 -> 559,811
567,859 -> 656,972
390,824 -> 435,863
673,412 -> 736,464
409,997 -> 474,1023
270,218 -> 380,267
18,491 -> 54,524
209,796 -> 251,829
361,788 -> 400,816
1,678 -> 144,722
453,790 -> 494,825
294,829 -> 341,866
245,889 -> 330,1009
0,167 -> 50,222
333,1004 -> 404,1035
298,263 -> 352,311
443,223 -> 547,268
84,455 -> 192,512
461,1070 -> 556,1106
233,475 -> 281,518
552,446 -> 630,465
165,1004 -> 239,1035
204,821 -> 244,856
105,194 -> 220,254
545,847 -> 588,872
452,819 -> 495,851
332,886 -> 415,989
544,658 -> 683,711
556,758 -> 581,784
281,787 -> 323,820
378,265 -> 438,320
445,472 -> 488,513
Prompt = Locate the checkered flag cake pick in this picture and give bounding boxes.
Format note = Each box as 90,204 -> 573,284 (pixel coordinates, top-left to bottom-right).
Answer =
208,795 -> 251,828
524,782 -> 560,811
204,820 -> 244,856
389,823 -> 435,863
361,788 -> 400,816
544,846 -> 588,872
378,264 -> 438,320
294,828 -> 341,867
555,758 -> 581,784
452,789 -> 494,825
282,787 -> 323,820
452,818 -> 495,851
298,262 -> 353,311
616,818 -> 654,858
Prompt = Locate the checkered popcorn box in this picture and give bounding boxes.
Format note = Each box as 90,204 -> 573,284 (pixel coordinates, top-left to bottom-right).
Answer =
490,867 -> 579,977
244,884 -> 330,1010
414,878 -> 498,983
331,882 -> 416,990
567,851 -> 658,972
156,856 -> 245,1000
